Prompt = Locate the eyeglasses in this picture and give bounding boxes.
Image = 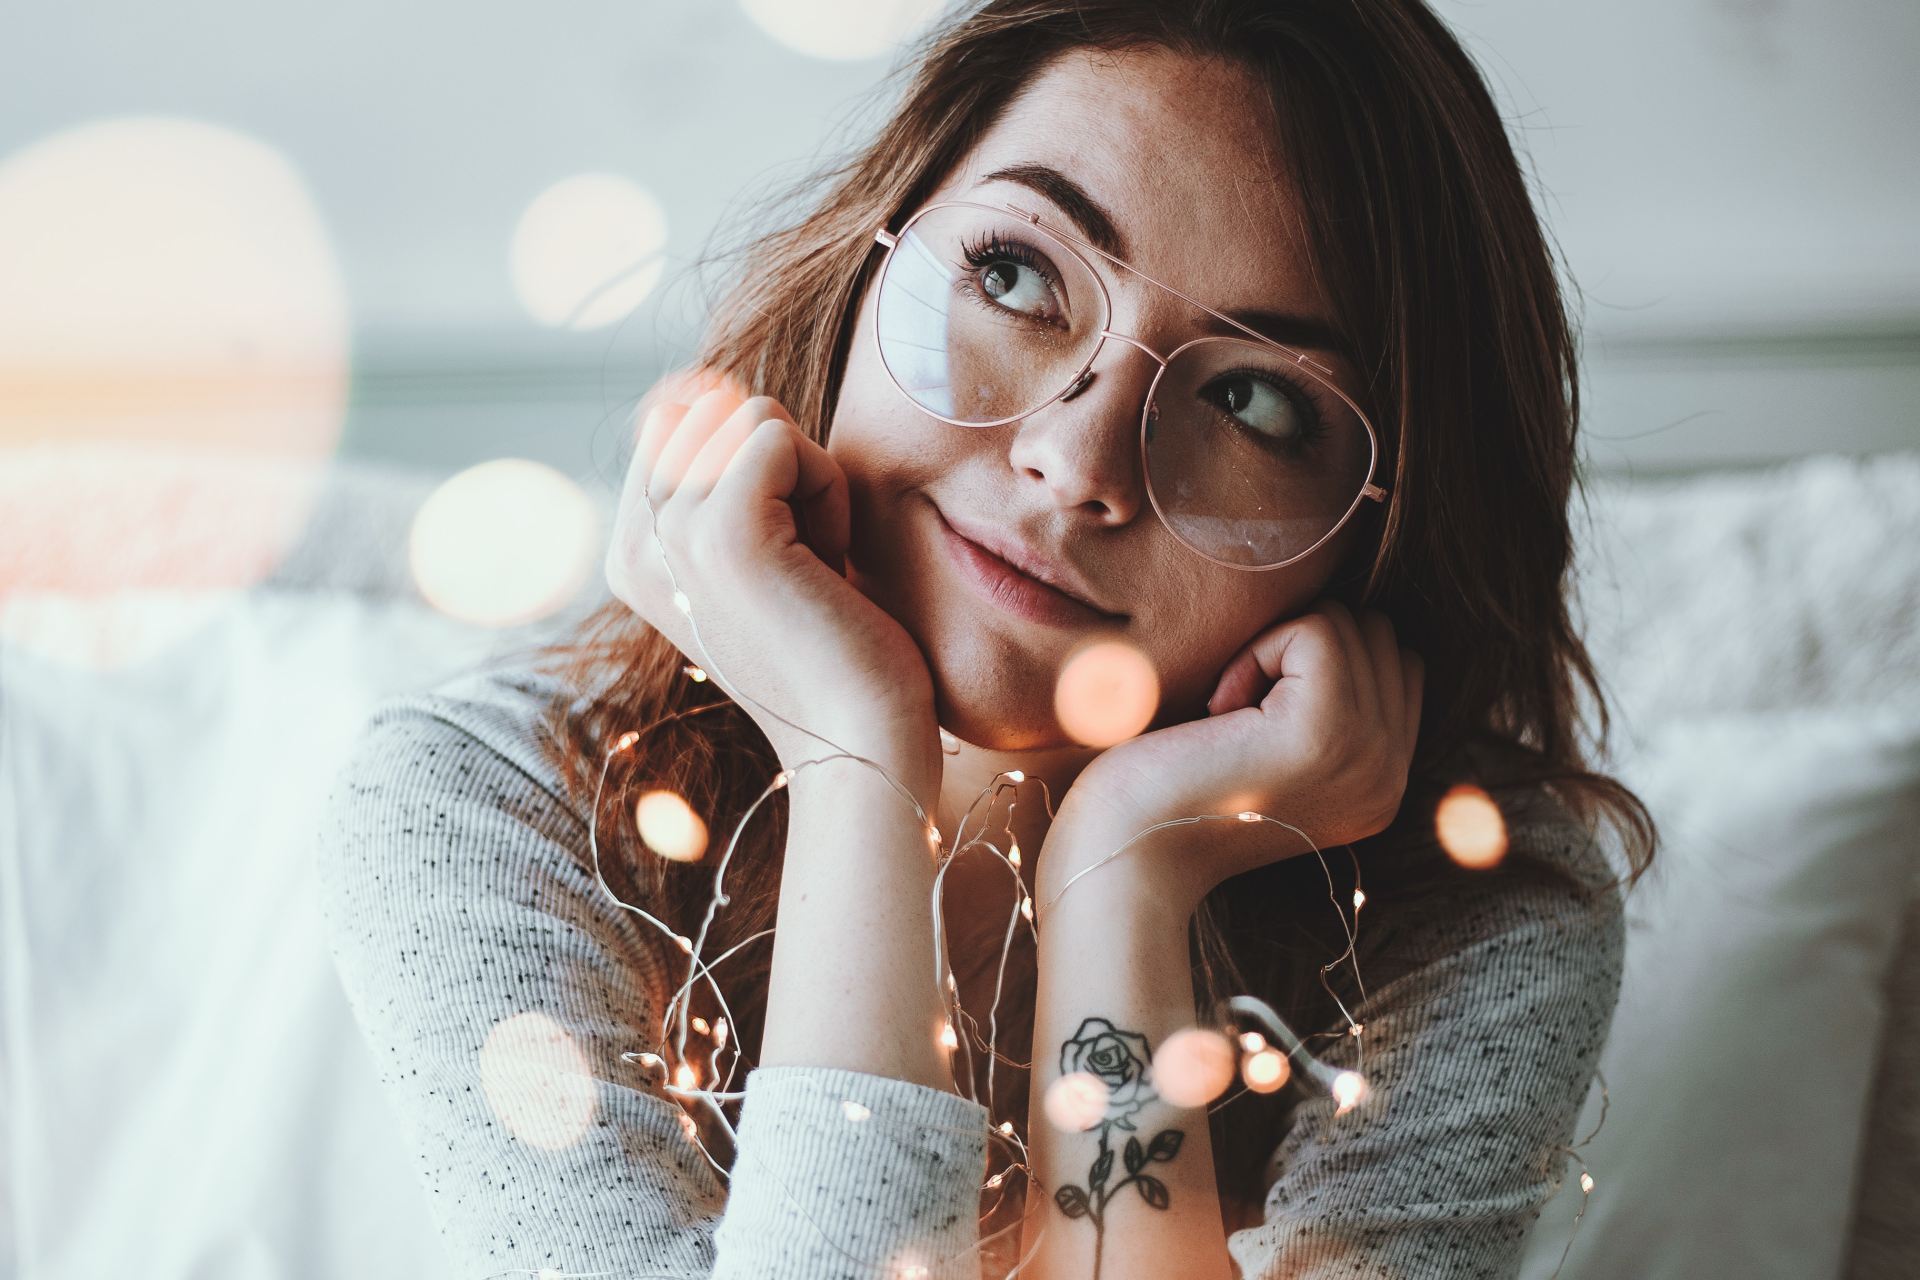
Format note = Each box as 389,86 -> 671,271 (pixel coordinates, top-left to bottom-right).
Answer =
868,198 -> 1388,571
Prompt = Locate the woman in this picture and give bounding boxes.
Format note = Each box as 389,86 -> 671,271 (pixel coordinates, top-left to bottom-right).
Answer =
317,1 -> 1654,1277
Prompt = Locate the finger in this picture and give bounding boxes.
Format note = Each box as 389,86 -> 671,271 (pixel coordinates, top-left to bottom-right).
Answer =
630,400 -> 692,505
1313,599 -> 1378,724
1358,609 -> 1404,734
1242,612 -> 1347,730
676,395 -> 787,504
709,417 -> 852,572
651,387 -> 745,504
1206,643 -> 1267,716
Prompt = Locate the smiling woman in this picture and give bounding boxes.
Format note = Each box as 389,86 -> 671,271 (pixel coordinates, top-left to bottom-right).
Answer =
315,2 -> 1656,1278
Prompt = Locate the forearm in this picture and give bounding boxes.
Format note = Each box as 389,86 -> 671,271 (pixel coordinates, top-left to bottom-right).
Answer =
759,751 -> 957,1094
1021,827 -> 1234,1280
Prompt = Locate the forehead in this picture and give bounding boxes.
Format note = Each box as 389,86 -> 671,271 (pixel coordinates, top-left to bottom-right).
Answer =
933,46 -> 1311,304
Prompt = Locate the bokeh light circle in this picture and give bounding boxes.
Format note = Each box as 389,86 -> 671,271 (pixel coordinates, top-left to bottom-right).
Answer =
1053,638 -> 1159,747
1435,783 -> 1509,869
1149,1027 -> 1237,1108
1042,1070 -> 1111,1132
635,788 -> 709,862
478,1011 -> 599,1150
738,0 -> 946,61
1242,1046 -> 1292,1094
408,459 -> 602,627
509,173 -> 668,330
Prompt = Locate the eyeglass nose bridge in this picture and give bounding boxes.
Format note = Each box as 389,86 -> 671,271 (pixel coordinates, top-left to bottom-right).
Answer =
1057,329 -> 1169,404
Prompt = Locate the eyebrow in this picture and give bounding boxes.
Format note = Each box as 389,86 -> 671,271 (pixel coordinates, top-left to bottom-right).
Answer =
978,160 -> 1355,362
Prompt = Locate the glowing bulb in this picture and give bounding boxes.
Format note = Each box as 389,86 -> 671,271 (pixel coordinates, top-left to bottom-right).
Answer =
985,1171 -> 1005,1189
1243,1047 -> 1290,1093
1008,840 -> 1022,868
1580,1172 -> 1595,1193
940,1021 -> 959,1050
1435,783 -> 1508,869
635,788 -> 708,862
683,664 -> 708,682
772,769 -> 791,789
1019,895 -> 1034,922
614,731 -> 639,752
998,1120 -> 1015,1136
1007,769 -> 1024,783
1239,1030 -> 1267,1053
1236,810 -> 1261,822
674,934 -> 693,953
1150,1027 -> 1236,1107
672,590 -> 691,613
673,1062 -> 696,1089
1331,1070 -> 1369,1113
713,1018 -> 728,1047
1043,1071 -> 1111,1131
691,1016 -> 710,1035
926,824 -> 942,854
1349,1022 -> 1365,1036
841,1100 -> 872,1122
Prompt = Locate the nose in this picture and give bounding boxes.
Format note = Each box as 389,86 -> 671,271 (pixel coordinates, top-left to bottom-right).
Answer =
1005,334 -> 1160,524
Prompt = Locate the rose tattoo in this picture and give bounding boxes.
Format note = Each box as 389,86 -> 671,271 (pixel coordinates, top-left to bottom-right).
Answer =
1052,1017 -> 1186,1277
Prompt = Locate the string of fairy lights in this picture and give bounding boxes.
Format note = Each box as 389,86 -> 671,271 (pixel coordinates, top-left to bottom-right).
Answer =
465,430 -> 1611,1279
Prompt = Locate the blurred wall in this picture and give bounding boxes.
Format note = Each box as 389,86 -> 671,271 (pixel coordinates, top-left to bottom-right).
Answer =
3,0 -> 1915,486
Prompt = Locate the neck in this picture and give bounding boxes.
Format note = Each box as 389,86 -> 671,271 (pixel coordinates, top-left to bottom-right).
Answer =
933,725 -> 1103,914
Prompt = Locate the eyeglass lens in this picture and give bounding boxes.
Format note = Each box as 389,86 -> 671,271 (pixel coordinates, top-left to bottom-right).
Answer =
875,203 -> 1374,568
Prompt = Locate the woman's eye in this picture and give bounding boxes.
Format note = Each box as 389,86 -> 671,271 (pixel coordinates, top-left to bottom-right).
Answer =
1206,372 -> 1310,444
977,258 -> 1054,317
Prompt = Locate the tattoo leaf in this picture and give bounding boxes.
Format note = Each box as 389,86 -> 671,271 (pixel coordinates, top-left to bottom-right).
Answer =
1124,1136 -> 1145,1175
1147,1129 -> 1184,1162
1136,1175 -> 1170,1209
1055,1184 -> 1091,1219
1089,1147 -> 1114,1189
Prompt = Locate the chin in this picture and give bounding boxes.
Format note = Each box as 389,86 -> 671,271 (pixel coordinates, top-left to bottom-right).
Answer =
927,664 -> 1068,752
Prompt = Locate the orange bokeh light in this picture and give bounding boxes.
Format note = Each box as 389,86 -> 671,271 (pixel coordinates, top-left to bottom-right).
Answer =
1053,638 -> 1159,747
1435,783 -> 1508,869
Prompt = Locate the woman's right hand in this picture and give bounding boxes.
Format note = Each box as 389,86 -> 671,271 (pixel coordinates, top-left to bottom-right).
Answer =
604,384 -> 942,797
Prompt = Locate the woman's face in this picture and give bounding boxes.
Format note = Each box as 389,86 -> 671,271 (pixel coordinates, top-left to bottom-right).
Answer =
829,45 -> 1370,751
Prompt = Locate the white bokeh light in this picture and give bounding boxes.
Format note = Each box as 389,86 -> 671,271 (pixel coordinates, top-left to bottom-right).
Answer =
409,459 -> 602,627
738,0 -> 946,62
478,1011 -> 599,1150
509,173 -> 668,330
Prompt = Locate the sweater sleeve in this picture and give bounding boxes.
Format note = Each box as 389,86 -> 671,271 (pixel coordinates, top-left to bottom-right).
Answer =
1223,823 -> 1627,1279
312,688 -> 991,1280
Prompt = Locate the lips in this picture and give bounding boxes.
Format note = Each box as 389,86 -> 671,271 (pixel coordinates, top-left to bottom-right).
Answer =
935,506 -> 1122,628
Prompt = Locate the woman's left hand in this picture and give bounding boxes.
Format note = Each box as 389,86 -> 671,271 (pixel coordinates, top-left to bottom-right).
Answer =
1041,600 -> 1424,911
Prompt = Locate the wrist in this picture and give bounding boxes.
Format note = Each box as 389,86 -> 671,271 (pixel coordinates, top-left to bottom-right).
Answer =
1036,803 -> 1209,928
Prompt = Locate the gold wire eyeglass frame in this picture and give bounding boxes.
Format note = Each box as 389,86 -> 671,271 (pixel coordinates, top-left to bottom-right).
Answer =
869,198 -> 1389,572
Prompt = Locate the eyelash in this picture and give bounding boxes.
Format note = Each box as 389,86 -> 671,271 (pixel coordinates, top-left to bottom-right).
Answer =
955,232 -> 1065,324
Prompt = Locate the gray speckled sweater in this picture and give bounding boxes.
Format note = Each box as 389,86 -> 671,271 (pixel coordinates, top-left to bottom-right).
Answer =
313,664 -> 1626,1279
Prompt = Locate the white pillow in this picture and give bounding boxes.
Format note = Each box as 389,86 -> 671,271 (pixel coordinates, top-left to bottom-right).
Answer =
0,588 -> 520,1279
1518,705 -> 1920,1279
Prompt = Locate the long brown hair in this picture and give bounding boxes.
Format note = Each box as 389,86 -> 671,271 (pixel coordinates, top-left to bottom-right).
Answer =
493,0 -> 1656,1236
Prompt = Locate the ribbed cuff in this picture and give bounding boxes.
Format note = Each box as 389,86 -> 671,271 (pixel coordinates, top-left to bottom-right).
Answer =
710,1066 -> 990,1279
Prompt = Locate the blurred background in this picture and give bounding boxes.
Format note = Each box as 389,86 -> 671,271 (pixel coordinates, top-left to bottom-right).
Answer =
2,3 -> 1917,1279
3,0 -> 1914,486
